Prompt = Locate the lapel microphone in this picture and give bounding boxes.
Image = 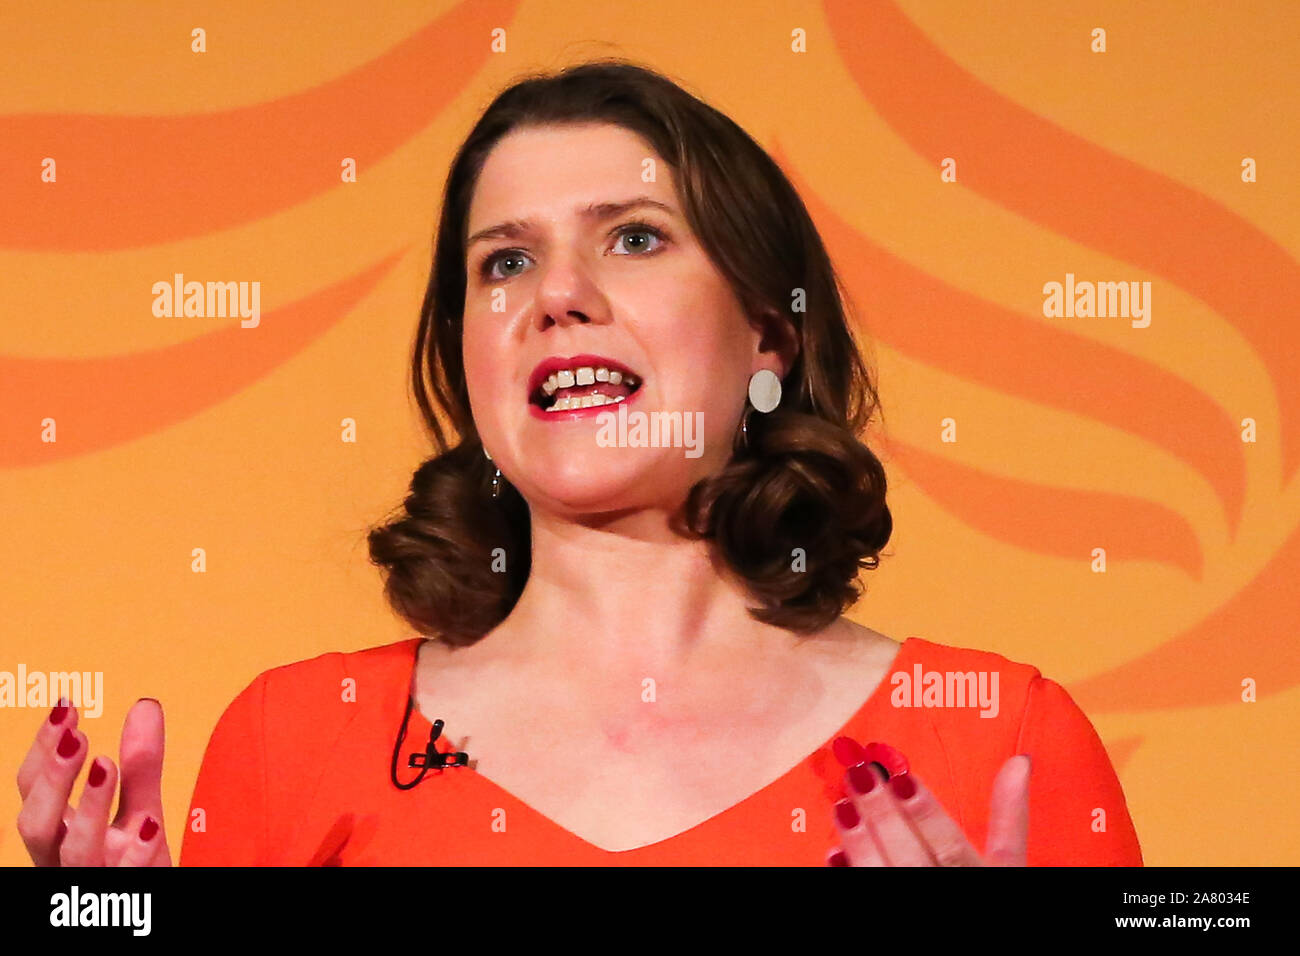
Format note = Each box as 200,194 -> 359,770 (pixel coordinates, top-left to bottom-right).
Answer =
390,692 -> 469,790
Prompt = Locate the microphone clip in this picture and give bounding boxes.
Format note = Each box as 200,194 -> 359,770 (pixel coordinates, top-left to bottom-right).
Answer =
392,695 -> 470,790
408,717 -> 469,771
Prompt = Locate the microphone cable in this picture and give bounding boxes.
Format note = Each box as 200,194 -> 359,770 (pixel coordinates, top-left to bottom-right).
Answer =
390,692 -> 469,790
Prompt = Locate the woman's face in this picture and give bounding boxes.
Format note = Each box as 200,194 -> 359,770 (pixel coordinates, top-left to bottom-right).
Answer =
461,121 -> 786,517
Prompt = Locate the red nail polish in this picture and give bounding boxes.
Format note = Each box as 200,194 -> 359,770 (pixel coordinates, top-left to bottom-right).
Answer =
832,735 -> 866,767
847,761 -> 877,796
139,817 -> 159,842
87,758 -> 107,788
890,773 -> 917,800
827,848 -> 849,867
834,798 -> 860,829
49,702 -> 69,725
56,728 -> 78,758
861,742 -> 910,779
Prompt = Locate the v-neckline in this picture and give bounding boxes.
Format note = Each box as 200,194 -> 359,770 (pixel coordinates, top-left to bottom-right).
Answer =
402,634 -> 912,855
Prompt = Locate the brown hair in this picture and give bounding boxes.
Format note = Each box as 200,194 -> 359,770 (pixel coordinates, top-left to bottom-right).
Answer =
367,59 -> 892,646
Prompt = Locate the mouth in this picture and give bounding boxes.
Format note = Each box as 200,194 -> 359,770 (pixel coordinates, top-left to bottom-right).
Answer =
528,354 -> 644,414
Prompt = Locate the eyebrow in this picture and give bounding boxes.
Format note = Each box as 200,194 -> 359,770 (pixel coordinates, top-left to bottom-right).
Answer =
464,197 -> 678,253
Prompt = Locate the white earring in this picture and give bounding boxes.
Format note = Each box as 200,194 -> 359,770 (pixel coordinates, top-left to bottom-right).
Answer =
483,447 -> 492,462
747,369 -> 781,413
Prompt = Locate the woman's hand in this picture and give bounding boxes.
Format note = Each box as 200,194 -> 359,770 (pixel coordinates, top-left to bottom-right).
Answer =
828,753 -> 1031,866
15,698 -> 172,866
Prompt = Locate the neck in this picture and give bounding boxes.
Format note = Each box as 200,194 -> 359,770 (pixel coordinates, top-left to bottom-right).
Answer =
489,504 -> 817,686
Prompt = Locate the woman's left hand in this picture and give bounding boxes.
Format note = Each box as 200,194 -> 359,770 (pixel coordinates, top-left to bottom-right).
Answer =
828,754 -> 1031,866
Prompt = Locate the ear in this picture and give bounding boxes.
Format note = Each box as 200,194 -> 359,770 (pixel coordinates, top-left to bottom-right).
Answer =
749,306 -> 799,379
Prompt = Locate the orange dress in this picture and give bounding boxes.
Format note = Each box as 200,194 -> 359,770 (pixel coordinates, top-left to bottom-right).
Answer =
179,636 -> 1143,866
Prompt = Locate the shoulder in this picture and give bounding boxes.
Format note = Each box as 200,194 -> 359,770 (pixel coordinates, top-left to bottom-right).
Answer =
250,636 -> 422,689
881,632 -> 1056,741
225,636 -> 423,730
901,634 -> 1045,689
835,619 -> 1045,693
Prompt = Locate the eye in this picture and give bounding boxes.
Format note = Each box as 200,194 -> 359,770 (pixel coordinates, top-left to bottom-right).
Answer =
610,222 -> 667,256
476,221 -> 669,281
480,251 -> 530,281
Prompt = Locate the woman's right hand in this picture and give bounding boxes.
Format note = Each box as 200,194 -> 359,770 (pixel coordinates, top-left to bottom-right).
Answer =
15,697 -> 172,866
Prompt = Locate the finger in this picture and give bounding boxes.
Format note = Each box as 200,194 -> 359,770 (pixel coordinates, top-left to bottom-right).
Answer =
16,699 -> 80,800
831,797 -> 886,866
846,762 -> 935,866
116,814 -> 165,867
113,699 -> 165,828
886,769 -> 984,867
984,755 -> 1031,867
15,724 -> 88,867
60,756 -> 118,867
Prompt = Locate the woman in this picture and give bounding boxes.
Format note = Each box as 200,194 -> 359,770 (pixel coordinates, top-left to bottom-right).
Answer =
16,60 -> 1142,866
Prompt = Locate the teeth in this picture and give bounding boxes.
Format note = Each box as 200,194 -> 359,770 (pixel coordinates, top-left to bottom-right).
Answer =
543,392 -> 626,413
537,365 -> 639,402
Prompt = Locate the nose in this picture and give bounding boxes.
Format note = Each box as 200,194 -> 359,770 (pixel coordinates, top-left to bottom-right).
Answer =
532,249 -> 609,332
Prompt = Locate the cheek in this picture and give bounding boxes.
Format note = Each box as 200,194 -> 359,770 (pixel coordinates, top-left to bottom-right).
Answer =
668,275 -> 754,364
461,320 -> 510,428
666,317 -> 751,400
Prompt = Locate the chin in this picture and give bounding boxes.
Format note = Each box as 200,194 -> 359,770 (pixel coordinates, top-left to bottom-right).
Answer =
532,484 -> 651,517
517,452 -> 671,514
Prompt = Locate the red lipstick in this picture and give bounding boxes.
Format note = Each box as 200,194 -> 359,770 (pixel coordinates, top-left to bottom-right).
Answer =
527,353 -> 645,421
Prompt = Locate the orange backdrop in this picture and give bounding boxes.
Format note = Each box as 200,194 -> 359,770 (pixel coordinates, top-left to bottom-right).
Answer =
2,0 -> 1298,866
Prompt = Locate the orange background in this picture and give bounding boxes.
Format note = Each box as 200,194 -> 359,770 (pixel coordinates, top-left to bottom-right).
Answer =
2,0 -> 1298,866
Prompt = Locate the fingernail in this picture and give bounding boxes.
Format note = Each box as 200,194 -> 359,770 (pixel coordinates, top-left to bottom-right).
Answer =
834,798 -> 860,829
49,701 -> 69,726
827,848 -> 849,867
1018,753 -> 1032,772
847,761 -> 878,796
861,742 -> 909,779
832,735 -> 866,767
139,816 -> 159,842
87,758 -> 107,788
56,728 -> 79,758
890,773 -> 917,801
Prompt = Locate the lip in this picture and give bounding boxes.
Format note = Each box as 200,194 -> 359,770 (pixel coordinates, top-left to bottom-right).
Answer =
527,353 -> 645,420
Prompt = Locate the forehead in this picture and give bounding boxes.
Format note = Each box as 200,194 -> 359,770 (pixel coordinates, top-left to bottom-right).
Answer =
467,123 -> 676,229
